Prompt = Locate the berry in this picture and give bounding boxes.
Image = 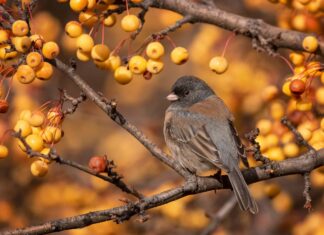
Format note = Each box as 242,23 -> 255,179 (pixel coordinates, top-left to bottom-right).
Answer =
30,34 -> 44,49
103,15 -> 117,27
94,59 -> 110,70
131,0 -> 143,2
256,119 -> 272,135
12,36 -> 31,53
209,56 -> 228,74
302,36 -> 318,52
88,155 -> 107,173
79,10 -> 98,27
283,143 -> 299,158
30,159 -> 48,177
47,108 -> 63,125
14,120 -> 32,137
296,100 -> 312,111
65,21 -> 83,38
26,52 -> 43,68
114,66 -> 133,85
146,59 -> 164,74
129,55 -> 147,74
15,65 -> 35,84
170,47 -> 189,65
289,52 -> 304,66
121,15 -> 141,32
29,111 -> 45,127
270,101 -> 284,120
12,20 -> 29,36
41,126 -> 62,143
69,0 -> 88,11
0,100 -> 9,113
26,134 -> 44,151
91,44 -> 110,62
42,41 -> 60,59
0,45 -> 17,60
77,34 -> 94,52
282,81 -> 292,96
76,49 -> 91,62
289,79 -> 306,96
264,183 -> 281,199
0,30 -> 9,43
0,145 -> 8,159
320,118 -> 324,131
315,87 -> 324,105
146,41 -> 165,59
20,109 -> 32,121
107,55 -> 121,71
262,85 -> 278,102
35,62 -> 53,80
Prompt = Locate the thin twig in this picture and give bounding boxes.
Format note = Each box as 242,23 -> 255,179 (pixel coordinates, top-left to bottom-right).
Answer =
303,172 -> 312,211
245,128 -> 271,164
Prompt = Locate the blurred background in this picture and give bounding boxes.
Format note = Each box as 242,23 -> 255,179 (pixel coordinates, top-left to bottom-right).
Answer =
0,0 -> 324,234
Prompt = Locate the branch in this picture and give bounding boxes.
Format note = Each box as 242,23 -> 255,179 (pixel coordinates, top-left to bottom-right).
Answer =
3,148 -> 324,235
12,131 -> 143,199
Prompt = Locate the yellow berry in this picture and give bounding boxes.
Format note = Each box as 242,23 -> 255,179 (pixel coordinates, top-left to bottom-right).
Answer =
14,120 -> 32,137
26,52 -> 43,68
20,109 -> 32,121
302,36 -> 318,53
265,147 -> 285,161
270,101 -> 285,120
0,145 -> 9,159
209,56 -> 228,74
321,118 -> 324,131
35,62 -> 53,80
30,34 -> 44,49
0,44 -> 17,60
94,59 -> 110,70
171,47 -> 189,65
146,59 -> 164,74
42,41 -> 60,59
47,109 -> 63,125
296,100 -> 312,111
146,41 -> 165,59
76,49 -> 91,62
69,0 -> 88,11
76,34 -> 94,52
26,134 -> 44,151
12,36 -> 31,53
91,44 -> 110,62
12,20 -> 29,36
78,10 -> 98,27
261,85 -> 279,102
15,65 -> 35,84
129,55 -> 147,74
255,135 -> 268,152
0,30 -> 9,43
41,126 -> 62,143
114,66 -> 133,85
282,81 -> 292,96
107,55 -> 121,71
315,87 -> 324,105
297,127 -> 312,141
321,72 -> 324,84
265,134 -> 279,148
283,143 -> 299,158
65,21 -> 83,38
289,52 -> 305,66
40,148 -> 52,164
121,14 -> 141,32
103,15 -> 116,27
32,126 -> 42,135
256,119 -> 272,135
264,183 -> 281,198
29,111 -> 45,127
86,0 -> 96,9
30,159 -> 48,177
281,132 -> 294,144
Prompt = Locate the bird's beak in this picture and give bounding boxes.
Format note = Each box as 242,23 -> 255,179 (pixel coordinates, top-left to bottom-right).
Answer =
166,92 -> 179,101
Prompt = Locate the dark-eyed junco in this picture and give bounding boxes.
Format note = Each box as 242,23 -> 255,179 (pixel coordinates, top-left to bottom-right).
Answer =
164,76 -> 258,214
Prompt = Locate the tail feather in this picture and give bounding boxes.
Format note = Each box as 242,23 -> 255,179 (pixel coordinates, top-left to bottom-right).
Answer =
227,167 -> 258,214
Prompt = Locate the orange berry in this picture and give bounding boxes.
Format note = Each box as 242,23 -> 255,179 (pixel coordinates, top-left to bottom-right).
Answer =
30,159 -> 48,177
69,0 -> 88,11
30,34 -> 44,49
0,100 -> 9,113
209,56 -> 228,74
262,85 -> 279,102
171,47 -> 189,65
0,30 -> 9,43
103,15 -> 116,27
35,62 -> 53,80
315,87 -> 324,105
130,0 -> 143,2
302,36 -> 318,52
26,52 -> 43,68
86,0 -> 96,9
12,36 -> 31,53
296,100 -> 312,111
256,119 -> 272,135
270,101 -> 285,120
15,65 -> 35,84
282,81 -> 292,96
88,155 -> 107,173
121,15 -> 141,32
146,41 -> 165,59
129,55 -> 147,74
0,45 -> 17,60
79,10 -> 98,27
264,183 -> 281,199
320,118 -> 324,131
289,52 -> 305,66
0,145 -> 9,159
26,134 -> 44,151
146,59 -> 164,74
65,21 -> 83,38
41,126 -> 62,143
289,79 -> 306,96
42,41 -> 59,59
47,108 -> 63,125
12,20 -> 29,36
114,66 -> 133,85
14,120 -> 32,137
107,55 -> 121,71
91,44 -> 110,62
29,111 -> 45,127
19,109 -> 32,121
76,34 -> 94,52
283,143 -> 299,158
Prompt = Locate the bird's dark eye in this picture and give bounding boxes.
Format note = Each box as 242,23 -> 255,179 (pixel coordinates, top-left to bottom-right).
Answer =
184,90 -> 190,96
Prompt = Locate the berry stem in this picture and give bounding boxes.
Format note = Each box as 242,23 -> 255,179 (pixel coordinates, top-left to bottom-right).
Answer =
125,0 -> 129,15
101,20 -> 105,45
221,32 -> 235,57
278,54 -> 294,73
165,35 -> 176,49
4,75 -> 13,101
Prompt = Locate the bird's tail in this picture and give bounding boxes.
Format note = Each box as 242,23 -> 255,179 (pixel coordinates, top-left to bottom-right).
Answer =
227,167 -> 258,214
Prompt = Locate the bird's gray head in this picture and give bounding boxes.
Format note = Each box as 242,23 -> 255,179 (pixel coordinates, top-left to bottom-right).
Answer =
167,76 -> 215,107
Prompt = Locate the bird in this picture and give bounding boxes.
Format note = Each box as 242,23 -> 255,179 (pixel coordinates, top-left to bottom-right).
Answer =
163,75 -> 258,214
